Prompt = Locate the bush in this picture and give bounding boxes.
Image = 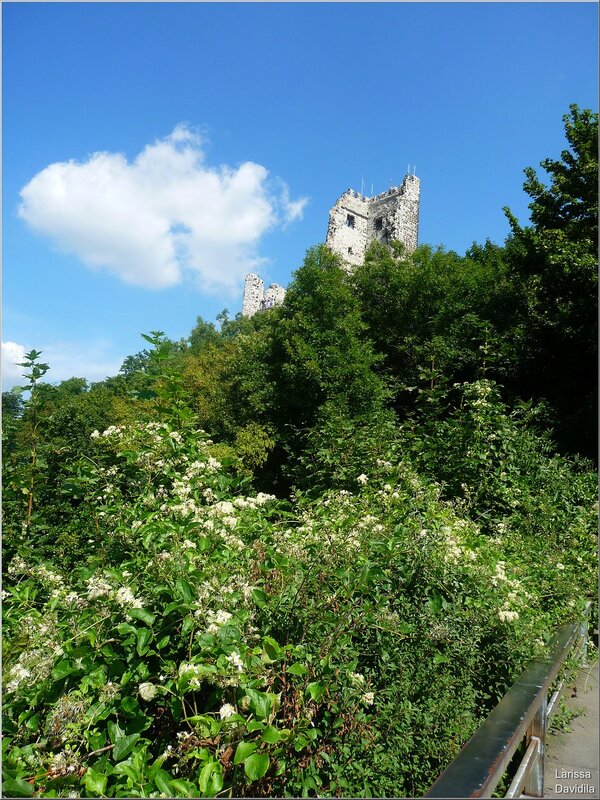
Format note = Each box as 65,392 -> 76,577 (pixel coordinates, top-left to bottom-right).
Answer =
3,391 -> 596,797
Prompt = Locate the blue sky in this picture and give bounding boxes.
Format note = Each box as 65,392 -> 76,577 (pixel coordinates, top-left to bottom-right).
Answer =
3,2 -> 598,388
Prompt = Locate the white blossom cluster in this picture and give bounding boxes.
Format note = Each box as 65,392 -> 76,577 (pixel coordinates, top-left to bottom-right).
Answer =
7,557 -> 64,590
50,750 -> 83,777
205,608 -> 233,634
47,693 -> 87,738
219,703 -> 237,720
4,615 -> 63,695
498,609 -> 519,623
439,519 -> 479,564
85,575 -> 144,612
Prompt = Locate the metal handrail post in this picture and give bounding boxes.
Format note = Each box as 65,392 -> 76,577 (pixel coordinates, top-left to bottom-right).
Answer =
523,693 -> 546,797
505,737 -> 540,798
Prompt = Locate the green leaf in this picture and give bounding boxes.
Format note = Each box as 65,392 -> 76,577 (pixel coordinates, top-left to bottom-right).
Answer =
127,608 -> 155,626
252,588 -> 268,607
234,740 -> 257,765
198,760 -> 223,796
306,681 -> 325,701
116,623 -> 137,636
175,578 -> 194,605
170,779 -> 197,797
120,695 -> 141,716
180,714 -> 217,736
24,713 -> 40,731
244,752 -> 269,781
51,660 -> 76,680
1,775 -> 34,797
133,745 -> 147,776
245,688 -> 274,720
262,636 -> 282,662
262,725 -> 282,744
302,775 -> 318,795
112,733 -> 141,761
136,627 -> 152,656
426,591 -> 443,613
108,720 -> 125,744
113,760 -> 138,780
87,730 -> 107,751
397,622 -> 415,635
293,734 -> 309,752
154,769 -> 173,795
148,755 -> 166,779
286,662 -> 308,676
84,767 -> 108,796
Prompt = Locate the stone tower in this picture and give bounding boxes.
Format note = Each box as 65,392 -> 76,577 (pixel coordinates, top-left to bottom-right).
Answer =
242,173 -> 420,315
326,173 -> 420,269
242,274 -> 286,317
242,274 -> 264,317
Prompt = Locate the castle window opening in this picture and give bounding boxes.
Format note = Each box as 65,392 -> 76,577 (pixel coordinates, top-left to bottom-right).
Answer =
346,214 -> 355,228
348,247 -> 353,255
375,217 -> 383,231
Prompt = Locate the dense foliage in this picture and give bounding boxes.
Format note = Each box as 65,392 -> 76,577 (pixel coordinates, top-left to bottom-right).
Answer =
2,106 -> 597,798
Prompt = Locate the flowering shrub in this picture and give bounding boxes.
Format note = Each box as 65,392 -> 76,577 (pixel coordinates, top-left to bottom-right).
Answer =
3,381 -> 596,797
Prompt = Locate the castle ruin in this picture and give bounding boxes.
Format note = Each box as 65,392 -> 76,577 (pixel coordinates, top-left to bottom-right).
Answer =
242,274 -> 286,318
241,173 -> 420,315
326,173 -> 420,269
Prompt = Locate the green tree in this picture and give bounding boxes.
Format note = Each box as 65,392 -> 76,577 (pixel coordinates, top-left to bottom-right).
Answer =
188,316 -> 220,353
119,350 -> 152,377
274,245 -> 385,424
264,245 -> 387,487
503,105 -> 598,457
2,363 -> 143,564
352,241 -> 519,409
521,104 -> 598,247
2,389 -> 24,419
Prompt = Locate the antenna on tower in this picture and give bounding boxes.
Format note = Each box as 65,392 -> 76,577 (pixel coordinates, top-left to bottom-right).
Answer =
371,182 -> 374,195
361,177 -> 365,196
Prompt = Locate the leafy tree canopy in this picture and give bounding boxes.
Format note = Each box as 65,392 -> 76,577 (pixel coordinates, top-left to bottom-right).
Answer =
520,104 -> 598,248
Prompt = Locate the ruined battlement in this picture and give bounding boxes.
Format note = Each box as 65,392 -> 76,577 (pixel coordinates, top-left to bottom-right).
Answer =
242,274 -> 286,318
326,173 -> 420,269
242,173 -> 420,315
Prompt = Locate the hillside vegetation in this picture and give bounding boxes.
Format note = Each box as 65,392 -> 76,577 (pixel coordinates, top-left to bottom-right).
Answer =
2,105 -> 597,798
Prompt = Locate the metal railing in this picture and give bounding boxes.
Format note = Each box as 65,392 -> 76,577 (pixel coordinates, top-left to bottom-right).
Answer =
425,602 -> 592,799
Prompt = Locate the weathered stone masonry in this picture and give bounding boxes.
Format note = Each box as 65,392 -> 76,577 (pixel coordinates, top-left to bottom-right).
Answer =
242,274 -> 286,318
326,174 -> 420,269
242,173 -> 420,315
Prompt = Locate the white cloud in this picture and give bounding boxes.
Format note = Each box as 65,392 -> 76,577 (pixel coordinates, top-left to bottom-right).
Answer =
2,341 -> 27,386
18,126 -> 308,293
2,339 -> 123,390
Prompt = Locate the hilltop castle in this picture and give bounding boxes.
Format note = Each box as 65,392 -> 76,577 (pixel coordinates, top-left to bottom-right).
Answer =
326,173 -> 420,269
241,275 -> 287,318
242,172 -> 420,316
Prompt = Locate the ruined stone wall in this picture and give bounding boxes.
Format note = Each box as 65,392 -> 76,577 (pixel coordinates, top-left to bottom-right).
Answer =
242,274 -> 264,317
326,190 -> 371,269
242,174 -> 420,315
242,276 -> 286,317
262,284 -> 286,309
326,174 -> 420,267
393,174 -> 420,253
369,190 -> 404,246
